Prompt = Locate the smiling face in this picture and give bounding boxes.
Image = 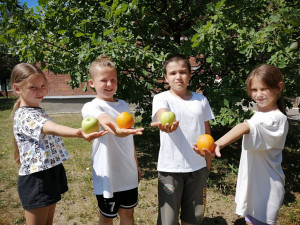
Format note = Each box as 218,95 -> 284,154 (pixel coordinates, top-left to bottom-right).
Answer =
249,76 -> 281,112
14,74 -> 48,107
89,66 -> 118,102
164,60 -> 191,96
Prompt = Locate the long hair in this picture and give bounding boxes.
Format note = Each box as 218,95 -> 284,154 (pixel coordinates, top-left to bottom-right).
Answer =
246,64 -> 286,115
89,55 -> 116,79
10,63 -> 47,164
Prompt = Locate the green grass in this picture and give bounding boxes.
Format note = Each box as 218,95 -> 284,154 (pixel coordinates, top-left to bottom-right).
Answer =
0,109 -> 299,225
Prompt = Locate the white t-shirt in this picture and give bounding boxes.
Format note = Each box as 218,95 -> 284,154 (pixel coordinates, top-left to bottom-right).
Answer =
152,91 -> 215,172
236,111 -> 288,224
82,98 -> 138,198
13,107 -> 69,175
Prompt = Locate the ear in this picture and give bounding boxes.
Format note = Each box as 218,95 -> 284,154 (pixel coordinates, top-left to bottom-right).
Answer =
13,83 -> 21,95
88,79 -> 95,88
164,74 -> 169,83
278,81 -> 284,92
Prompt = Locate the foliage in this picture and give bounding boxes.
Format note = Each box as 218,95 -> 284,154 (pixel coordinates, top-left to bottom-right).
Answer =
0,0 -> 299,126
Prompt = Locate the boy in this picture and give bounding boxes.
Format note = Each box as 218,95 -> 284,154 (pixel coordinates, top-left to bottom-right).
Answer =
82,56 -> 143,225
151,54 -> 214,225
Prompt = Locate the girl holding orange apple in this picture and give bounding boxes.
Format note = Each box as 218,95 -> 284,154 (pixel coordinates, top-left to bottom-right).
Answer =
200,64 -> 288,225
11,63 -> 107,225
151,54 -> 215,225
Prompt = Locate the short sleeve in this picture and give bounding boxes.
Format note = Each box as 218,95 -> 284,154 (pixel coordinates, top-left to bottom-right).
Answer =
202,96 -> 215,122
82,100 -> 105,119
14,108 -> 48,142
244,113 -> 288,151
152,93 -> 169,122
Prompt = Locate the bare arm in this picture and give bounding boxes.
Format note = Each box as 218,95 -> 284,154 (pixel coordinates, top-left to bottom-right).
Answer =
215,121 -> 250,157
150,108 -> 179,133
42,121 -> 107,142
98,113 -> 144,137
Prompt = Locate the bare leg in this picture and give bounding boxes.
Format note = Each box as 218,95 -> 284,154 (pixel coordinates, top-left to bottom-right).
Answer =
98,212 -> 113,225
119,208 -> 134,225
24,203 -> 56,225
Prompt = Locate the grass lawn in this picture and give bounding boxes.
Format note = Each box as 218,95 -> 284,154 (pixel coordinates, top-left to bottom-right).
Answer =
0,109 -> 299,224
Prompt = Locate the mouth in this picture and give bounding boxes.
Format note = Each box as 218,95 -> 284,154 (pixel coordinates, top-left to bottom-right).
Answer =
256,98 -> 265,103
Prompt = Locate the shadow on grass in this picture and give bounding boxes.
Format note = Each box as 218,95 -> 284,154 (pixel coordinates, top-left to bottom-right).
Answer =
0,98 -> 16,111
202,216 -> 229,225
135,127 -> 159,180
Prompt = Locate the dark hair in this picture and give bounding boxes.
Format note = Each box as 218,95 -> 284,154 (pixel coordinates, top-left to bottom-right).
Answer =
246,64 -> 286,115
163,54 -> 191,74
10,63 -> 48,163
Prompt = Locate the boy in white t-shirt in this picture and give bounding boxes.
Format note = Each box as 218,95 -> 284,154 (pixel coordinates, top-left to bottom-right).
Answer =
81,56 -> 144,225
151,54 -> 215,225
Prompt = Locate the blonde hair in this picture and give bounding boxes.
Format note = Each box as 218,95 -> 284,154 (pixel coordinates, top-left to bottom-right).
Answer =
10,63 -> 48,163
246,64 -> 286,115
89,55 -> 116,79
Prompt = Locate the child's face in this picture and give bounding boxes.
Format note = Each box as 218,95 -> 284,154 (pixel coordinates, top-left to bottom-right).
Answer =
89,66 -> 118,102
249,76 -> 281,112
14,74 -> 48,107
164,60 -> 191,93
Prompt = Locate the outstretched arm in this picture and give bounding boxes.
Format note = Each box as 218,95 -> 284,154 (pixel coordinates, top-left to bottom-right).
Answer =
215,121 -> 250,157
42,121 -> 107,142
99,113 -> 144,137
151,108 -> 179,133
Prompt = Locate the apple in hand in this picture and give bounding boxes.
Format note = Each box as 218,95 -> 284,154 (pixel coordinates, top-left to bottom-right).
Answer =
160,111 -> 176,126
81,117 -> 100,134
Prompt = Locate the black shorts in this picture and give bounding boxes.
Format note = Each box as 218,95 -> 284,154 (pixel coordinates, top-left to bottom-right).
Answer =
96,187 -> 138,218
18,164 -> 68,210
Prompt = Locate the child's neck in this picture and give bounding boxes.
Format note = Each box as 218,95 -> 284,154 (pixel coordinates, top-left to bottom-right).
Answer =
169,89 -> 192,100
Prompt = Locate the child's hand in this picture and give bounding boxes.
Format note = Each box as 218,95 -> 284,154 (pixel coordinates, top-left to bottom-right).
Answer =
192,144 -> 215,161
105,122 -> 144,137
214,144 -> 222,157
137,167 -> 144,182
77,129 -> 108,142
150,120 -> 179,133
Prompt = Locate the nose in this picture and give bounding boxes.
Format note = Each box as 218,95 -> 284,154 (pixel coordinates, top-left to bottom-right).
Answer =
175,72 -> 182,79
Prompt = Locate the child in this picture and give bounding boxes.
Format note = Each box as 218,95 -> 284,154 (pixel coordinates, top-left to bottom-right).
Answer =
81,56 -> 144,225
196,64 -> 288,225
151,54 -> 215,225
11,63 -> 107,225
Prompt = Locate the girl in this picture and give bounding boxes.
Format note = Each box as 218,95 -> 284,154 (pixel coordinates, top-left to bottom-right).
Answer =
11,63 -> 108,225
196,64 -> 288,225
151,54 -> 215,225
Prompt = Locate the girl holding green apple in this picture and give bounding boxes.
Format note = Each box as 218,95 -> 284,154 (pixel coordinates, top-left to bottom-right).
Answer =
10,63 -> 107,225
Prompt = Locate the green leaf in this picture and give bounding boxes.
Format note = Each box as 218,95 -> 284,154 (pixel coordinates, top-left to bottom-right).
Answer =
58,30 -> 67,35
75,32 -> 85,37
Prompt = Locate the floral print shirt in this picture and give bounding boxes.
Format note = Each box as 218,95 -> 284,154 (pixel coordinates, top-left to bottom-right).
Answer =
13,107 -> 69,175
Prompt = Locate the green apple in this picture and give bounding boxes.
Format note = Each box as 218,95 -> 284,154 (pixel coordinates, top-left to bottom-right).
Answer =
160,111 -> 176,126
81,117 -> 100,134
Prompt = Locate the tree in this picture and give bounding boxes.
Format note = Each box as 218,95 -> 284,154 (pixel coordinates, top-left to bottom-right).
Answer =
0,0 -> 299,126
0,51 -> 19,97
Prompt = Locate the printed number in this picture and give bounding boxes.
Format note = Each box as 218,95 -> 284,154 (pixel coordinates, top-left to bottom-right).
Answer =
109,202 -> 115,212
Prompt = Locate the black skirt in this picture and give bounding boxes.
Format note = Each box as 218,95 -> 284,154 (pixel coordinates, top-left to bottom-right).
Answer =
18,163 -> 68,210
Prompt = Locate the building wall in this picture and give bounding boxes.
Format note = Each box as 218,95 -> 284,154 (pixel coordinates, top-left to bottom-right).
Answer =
44,71 -> 95,96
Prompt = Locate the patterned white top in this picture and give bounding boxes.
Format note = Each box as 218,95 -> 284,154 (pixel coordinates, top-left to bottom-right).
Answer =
13,107 -> 69,176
